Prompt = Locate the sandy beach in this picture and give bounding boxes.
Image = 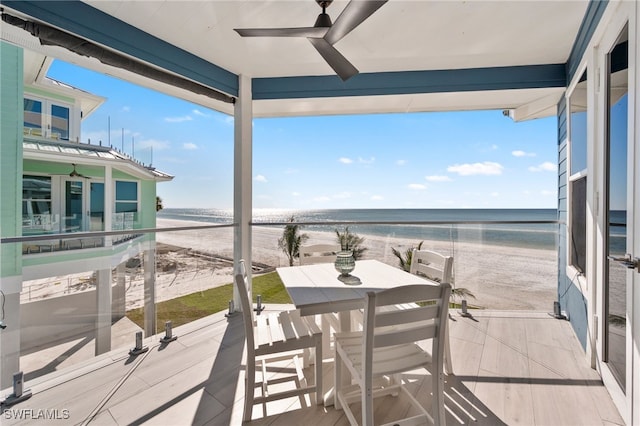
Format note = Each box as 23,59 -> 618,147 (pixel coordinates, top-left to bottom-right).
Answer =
155,218 -> 557,311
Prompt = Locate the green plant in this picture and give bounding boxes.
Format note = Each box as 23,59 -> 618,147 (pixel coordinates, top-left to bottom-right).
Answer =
156,196 -> 164,212
335,227 -> 368,260
451,287 -> 476,305
391,241 -> 424,272
278,216 -> 309,266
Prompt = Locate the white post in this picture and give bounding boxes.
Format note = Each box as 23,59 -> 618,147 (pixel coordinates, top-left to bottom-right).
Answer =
0,281 -> 21,389
233,75 -> 253,309
104,165 -> 113,247
95,268 -> 112,355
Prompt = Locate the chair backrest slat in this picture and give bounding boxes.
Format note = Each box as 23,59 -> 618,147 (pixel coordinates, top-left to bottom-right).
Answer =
374,323 -> 437,348
299,244 -> 340,265
375,304 -> 439,327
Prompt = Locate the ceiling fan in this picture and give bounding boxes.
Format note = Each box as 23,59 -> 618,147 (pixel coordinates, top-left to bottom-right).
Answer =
234,0 -> 388,81
69,164 -> 90,179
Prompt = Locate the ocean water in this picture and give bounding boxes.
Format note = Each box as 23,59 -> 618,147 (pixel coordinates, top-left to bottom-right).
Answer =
158,208 -> 562,250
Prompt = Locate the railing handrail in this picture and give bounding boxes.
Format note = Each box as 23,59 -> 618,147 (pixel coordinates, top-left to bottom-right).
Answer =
2,219 -> 562,244
1,223 -> 237,244
252,220 -> 562,226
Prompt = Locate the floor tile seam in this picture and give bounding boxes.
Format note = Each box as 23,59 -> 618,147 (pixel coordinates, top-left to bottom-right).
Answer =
524,341 -> 582,380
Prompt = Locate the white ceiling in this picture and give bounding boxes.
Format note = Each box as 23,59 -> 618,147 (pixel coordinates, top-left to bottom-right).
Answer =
86,0 -> 587,78
3,0 -> 590,118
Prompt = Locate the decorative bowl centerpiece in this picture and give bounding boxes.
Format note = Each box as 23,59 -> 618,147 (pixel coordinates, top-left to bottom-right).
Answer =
334,250 -> 355,277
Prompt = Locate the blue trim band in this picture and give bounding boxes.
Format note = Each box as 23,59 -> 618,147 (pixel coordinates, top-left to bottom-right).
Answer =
253,64 -> 566,100
1,0 -> 238,97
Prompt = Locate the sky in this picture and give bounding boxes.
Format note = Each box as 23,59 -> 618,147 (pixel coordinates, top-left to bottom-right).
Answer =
48,60 -> 559,210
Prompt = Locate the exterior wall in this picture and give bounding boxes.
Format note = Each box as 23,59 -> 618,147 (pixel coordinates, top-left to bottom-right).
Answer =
140,179 -> 157,229
20,289 -> 98,352
0,41 -> 24,389
0,41 -> 23,279
557,97 -> 590,350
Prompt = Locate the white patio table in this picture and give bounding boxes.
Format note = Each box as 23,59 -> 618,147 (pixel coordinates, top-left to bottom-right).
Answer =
276,259 -> 439,405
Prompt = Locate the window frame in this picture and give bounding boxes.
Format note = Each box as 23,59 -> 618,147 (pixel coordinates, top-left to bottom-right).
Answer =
566,65 -> 589,282
114,180 -> 140,214
23,94 -> 74,141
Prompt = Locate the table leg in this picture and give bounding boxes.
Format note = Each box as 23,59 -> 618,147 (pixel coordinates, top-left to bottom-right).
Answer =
323,310 -> 353,406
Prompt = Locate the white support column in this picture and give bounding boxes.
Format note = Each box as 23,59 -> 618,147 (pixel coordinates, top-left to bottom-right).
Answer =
233,75 -> 253,309
0,277 -> 21,390
104,165 -> 113,247
95,268 -> 112,355
143,249 -> 156,336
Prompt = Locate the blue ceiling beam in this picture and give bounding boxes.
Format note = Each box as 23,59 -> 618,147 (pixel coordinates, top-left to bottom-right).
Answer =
1,0 -> 239,97
252,64 -> 566,100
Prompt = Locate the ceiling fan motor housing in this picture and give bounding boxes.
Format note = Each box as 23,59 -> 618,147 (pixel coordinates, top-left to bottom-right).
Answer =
314,13 -> 332,28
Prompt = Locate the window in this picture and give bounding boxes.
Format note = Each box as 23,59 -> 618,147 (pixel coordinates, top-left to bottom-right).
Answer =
22,175 -> 52,215
23,96 -> 72,140
23,98 -> 43,134
568,69 -> 588,274
115,181 -> 138,213
22,175 -> 53,233
51,104 -> 70,140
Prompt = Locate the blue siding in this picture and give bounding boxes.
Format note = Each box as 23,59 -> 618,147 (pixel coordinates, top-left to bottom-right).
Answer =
557,97 -> 588,350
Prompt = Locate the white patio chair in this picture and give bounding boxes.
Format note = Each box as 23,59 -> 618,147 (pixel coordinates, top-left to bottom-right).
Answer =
334,282 -> 451,426
299,243 -> 342,357
235,260 -> 323,422
299,243 -> 340,265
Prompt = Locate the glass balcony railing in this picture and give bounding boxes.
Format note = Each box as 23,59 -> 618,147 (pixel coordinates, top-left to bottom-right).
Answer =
1,218 -> 559,386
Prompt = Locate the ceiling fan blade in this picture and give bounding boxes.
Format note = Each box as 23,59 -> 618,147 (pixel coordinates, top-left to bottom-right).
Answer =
325,0 -> 387,45
308,38 -> 358,81
235,27 -> 328,38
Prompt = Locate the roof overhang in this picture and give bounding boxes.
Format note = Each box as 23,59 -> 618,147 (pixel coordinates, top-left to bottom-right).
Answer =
23,139 -> 174,182
1,0 -> 603,120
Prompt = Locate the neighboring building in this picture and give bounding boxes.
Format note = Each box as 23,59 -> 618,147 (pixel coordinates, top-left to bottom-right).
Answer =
1,47 -> 172,388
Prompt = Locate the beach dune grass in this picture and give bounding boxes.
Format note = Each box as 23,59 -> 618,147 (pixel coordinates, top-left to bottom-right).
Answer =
126,271 -> 292,333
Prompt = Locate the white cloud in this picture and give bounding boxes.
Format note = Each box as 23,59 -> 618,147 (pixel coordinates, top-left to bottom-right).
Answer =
164,115 -> 193,123
408,183 -> 427,190
528,162 -> 557,172
358,157 -> 375,164
447,161 -> 503,176
183,142 -> 198,150
254,175 -> 268,182
371,195 -> 384,201
425,175 -> 451,182
396,160 -> 407,166
292,192 -> 301,197
284,168 -> 299,174
313,196 -> 331,202
192,109 -> 208,117
541,190 -> 555,196
338,157 -> 353,164
512,150 -> 536,157
490,192 -> 499,197
491,144 -> 498,150
121,106 -> 131,113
